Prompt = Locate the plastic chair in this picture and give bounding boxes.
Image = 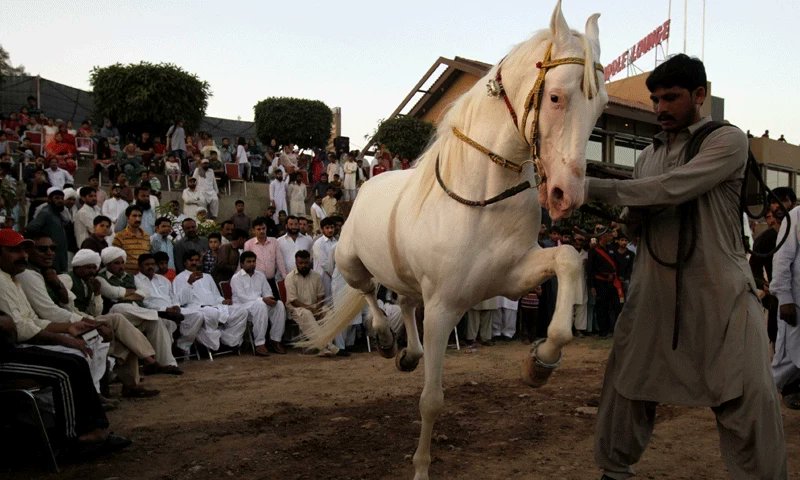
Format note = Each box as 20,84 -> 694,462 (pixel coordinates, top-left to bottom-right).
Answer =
224,163 -> 247,196
0,385 -> 59,472
75,137 -> 95,162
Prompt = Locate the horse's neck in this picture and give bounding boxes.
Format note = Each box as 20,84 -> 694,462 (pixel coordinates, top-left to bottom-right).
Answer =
434,100 -> 534,200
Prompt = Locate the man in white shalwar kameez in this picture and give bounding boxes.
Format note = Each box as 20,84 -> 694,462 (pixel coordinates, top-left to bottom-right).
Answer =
133,253 -> 207,356
312,218 -> 338,301
493,297 -> 518,340
269,170 -> 289,224
191,159 -> 220,218
97,246 -> 179,369
173,250 -> 248,351
770,205 -> 800,409
230,251 -> 287,356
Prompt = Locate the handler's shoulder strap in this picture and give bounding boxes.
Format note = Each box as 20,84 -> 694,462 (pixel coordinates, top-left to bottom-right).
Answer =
684,120 -> 732,164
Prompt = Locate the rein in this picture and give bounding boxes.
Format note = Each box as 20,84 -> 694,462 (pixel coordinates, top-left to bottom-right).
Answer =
438,41 -> 603,208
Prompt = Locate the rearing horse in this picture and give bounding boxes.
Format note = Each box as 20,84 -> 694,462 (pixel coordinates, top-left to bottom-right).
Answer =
301,2 -> 607,478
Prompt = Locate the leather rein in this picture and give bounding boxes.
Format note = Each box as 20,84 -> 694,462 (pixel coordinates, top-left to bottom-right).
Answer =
437,43 -> 604,207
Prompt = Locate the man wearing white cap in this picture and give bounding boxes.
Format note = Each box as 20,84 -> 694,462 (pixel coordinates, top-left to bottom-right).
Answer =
97,246 -> 181,372
191,158 -> 219,219
174,249 -> 248,352
19,241 -> 161,397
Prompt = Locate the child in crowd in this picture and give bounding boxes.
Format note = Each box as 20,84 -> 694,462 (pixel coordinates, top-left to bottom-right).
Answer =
147,169 -> 162,192
80,215 -> 113,253
202,232 -> 221,274
164,152 -> 181,188
153,251 -> 176,281
322,187 -> 338,216
310,194 -> 326,235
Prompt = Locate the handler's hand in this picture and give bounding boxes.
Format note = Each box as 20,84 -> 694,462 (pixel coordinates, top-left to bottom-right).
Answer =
780,304 -> 797,326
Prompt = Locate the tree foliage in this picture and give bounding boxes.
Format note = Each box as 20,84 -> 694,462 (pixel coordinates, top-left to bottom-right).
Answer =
253,97 -> 333,150
373,116 -> 436,160
90,62 -> 211,137
0,45 -> 26,84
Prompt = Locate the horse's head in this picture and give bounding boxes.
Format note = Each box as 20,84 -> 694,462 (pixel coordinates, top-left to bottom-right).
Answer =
503,2 -> 608,220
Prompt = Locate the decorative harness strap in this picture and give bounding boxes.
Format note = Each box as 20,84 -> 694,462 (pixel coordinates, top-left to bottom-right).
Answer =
440,42 -> 603,208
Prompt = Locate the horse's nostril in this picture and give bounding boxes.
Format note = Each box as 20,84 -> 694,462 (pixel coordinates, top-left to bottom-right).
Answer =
551,187 -> 564,201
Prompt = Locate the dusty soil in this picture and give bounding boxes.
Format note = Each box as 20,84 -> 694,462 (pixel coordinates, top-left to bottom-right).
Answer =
5,337 -> 800,479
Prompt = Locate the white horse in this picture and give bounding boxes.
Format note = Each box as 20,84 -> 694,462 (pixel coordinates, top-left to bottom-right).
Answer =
301,2 -> 607,479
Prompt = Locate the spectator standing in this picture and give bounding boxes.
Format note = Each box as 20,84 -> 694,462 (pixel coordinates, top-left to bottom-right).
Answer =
191,159 -> 220,219
229,199 -> 251,232
74,186 -> 101,248
288,173 -> 307,216
587,230 -> 619,337
102,184 -> 129,232
269,170 -> 289,224
165,120 -> 187,172
26,188 -> 69,273
235,137 -> 251,180
114,186 -> 156,235
277,216 -> 313,280
112,205 -> 151,274
244,217 -> 284,298
214,228 -> 247,284
150,216 -> 176,270
46,157 -> 74,190
174,218 -> 208,274
80,215 -> 112,254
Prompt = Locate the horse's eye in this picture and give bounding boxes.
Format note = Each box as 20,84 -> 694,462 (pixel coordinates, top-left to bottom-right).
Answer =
550,94 -> 559,103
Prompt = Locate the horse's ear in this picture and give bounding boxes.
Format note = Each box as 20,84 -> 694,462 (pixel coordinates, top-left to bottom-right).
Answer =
549,0 -> 571,46
585,13 -> 601,51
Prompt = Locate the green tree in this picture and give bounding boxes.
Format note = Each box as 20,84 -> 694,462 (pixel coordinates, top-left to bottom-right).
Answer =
373,116 -> 435,160
0,45 -> 26,85
90,62 -> 211,137
254,97 -> 333,150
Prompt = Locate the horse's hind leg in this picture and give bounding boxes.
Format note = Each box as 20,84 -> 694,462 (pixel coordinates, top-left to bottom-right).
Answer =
412,301 -> 460,480
395,295 -> 422,372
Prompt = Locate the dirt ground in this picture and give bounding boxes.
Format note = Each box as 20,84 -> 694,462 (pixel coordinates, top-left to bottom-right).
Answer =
5,337 -> 800,479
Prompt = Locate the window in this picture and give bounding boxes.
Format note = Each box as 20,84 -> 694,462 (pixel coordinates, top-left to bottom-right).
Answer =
765,168 -> 790,190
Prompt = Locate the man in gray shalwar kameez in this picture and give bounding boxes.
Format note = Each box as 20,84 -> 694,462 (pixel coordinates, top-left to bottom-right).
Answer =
586,54 -> 786,479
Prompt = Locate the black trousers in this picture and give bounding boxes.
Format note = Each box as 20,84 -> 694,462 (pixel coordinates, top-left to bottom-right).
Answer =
593,282 -> 617,337
0,347 -> 108,441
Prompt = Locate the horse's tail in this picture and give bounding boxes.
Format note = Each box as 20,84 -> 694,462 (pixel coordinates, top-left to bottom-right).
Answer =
293,284 -> 367,351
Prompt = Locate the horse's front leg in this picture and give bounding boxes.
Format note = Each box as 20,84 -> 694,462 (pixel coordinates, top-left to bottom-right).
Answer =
508,245 -> 584,387
412,302 -> 461,480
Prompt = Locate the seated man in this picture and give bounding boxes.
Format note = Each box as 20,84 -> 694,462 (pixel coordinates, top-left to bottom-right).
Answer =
134,253 -> 207,357
18,239 -> 160,397
97,246 -> 181,374
173,250 -> 248,352
153,251 -> 176,281
230,251 -> 287,356
284,249 -> 339,357
0,314 -> 131,455
214,228 -> 247,285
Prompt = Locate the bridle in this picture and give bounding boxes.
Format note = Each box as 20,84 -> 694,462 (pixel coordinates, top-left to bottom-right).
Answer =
437,42 -> 604,207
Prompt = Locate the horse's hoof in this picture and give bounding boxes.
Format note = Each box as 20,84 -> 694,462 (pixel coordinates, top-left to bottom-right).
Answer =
520,340 -> 561,388
378,341 -> 397,359
395,348 -> 419,372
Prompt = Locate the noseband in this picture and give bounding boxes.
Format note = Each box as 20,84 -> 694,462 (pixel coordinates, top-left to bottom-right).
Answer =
440,42 -> 604,207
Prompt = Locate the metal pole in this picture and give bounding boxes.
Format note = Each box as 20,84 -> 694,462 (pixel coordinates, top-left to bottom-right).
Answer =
701,0 -> 706,61
683,0 -> 688,53
667,0 -> 672,55
36,75 -> 41,109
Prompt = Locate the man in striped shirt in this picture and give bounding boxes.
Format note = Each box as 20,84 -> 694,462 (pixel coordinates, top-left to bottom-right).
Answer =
112,205 -> 151,274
